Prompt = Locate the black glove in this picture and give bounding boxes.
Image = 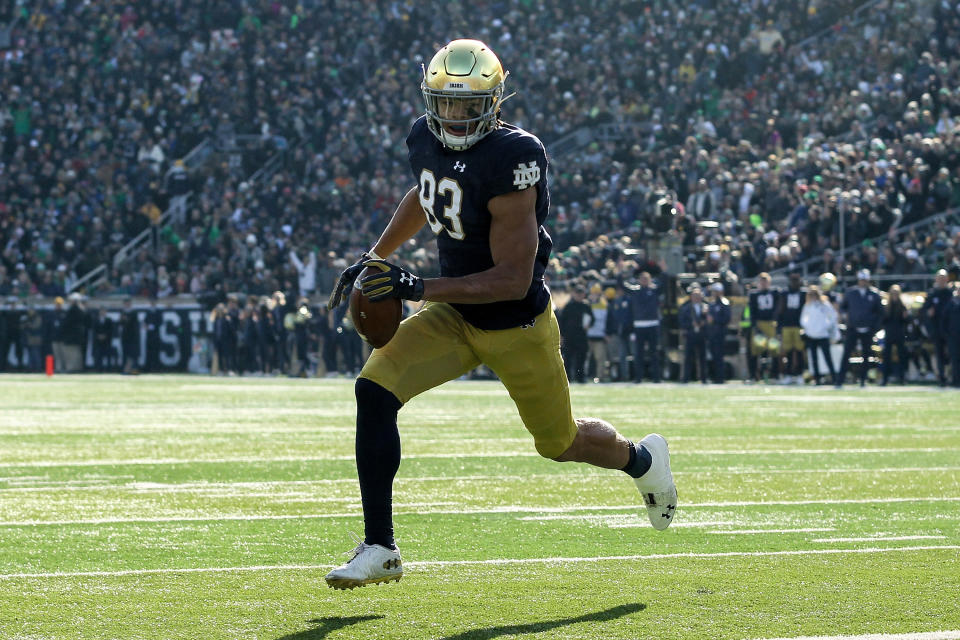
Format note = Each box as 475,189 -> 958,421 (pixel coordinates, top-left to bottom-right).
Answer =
360,259 -> 425,302
326,253 -> 371,310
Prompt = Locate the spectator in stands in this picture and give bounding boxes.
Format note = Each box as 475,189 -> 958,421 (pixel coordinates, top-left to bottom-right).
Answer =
164,160 -> 191,226
290,247 -> 317,297
837,269 -> 883,388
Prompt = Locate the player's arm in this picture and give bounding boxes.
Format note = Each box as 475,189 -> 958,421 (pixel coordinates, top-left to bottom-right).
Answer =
370,186 -> 426,258
422,188 -> 538,303
327,186 -> 423,309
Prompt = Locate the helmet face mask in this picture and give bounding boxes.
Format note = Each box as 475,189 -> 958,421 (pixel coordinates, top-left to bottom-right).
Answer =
421,39 -> 509,150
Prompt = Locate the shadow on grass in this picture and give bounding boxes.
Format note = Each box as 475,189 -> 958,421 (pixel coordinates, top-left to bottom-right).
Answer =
275,615 -> 385,639
439,602 -> 646,639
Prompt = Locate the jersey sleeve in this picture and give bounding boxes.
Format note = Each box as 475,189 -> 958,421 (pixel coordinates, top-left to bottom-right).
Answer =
484,134 -> 548,199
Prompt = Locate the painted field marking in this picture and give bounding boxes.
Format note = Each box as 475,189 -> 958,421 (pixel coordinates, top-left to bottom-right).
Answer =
0,447 -> 958,469
811,535 -> 947,543
707,528 -> 834,535
2,466 -> 960,493
2,497 -> 960,527
755,631 -> 960,640
0,545 -> 956,581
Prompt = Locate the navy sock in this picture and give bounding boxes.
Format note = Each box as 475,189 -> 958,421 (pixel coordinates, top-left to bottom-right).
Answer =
355,377 -> 403,549
621,441 -> 653,478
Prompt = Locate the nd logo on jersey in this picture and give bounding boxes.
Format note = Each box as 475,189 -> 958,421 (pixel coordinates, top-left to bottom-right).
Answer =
513,162 -> 540,190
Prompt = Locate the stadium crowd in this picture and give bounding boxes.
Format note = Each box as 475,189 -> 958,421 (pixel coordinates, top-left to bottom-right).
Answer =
3,0 -> 960,297
2,0 -> 960,384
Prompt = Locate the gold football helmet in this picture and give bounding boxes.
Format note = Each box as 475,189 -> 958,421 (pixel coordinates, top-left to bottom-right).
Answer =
422,39 -> 512,150
818,272 -> 837,292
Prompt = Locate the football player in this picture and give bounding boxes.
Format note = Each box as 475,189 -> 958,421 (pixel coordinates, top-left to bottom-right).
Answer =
777,272 -> 806,384
323,39 -> 676,590
748,272 -> 780,382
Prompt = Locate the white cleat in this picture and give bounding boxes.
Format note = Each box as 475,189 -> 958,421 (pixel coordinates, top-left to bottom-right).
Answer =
632,433 -> 678,530
325,539 -> 403,590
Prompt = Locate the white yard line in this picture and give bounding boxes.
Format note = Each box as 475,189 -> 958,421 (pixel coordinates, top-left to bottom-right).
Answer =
755,631 -> 960,640
0,447 -> 956,469
0,545 -> 956,581
811,535 -> 947,543
2,467 -> 959,493
708,528 -> 835,535
2,497 -> 960,527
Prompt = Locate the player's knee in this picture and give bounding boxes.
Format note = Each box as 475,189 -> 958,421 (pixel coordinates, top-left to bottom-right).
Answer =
355,377 -> 402,421
547,428 -> 583,462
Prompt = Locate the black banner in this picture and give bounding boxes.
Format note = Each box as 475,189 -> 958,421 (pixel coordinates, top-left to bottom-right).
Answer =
1,305 -> 211,373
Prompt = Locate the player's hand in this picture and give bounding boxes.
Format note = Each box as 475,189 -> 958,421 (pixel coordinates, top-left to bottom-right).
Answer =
327,253 -> 371,309
360,259 -> 424,302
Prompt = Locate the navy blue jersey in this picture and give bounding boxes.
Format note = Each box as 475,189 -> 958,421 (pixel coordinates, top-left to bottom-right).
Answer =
406,115 -> 551,330
778,287 -> 806,327
749,289 -> 779,323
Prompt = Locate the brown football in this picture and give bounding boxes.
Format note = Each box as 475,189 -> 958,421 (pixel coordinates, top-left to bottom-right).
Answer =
349,267 -> 403,348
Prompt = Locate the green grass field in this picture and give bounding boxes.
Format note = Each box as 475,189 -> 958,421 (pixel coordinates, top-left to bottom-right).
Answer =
0,374 -> 958,640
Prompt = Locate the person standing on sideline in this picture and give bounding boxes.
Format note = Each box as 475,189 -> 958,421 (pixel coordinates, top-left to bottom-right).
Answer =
922,269 -> 952,386
120,298 -> 140,374
144,301 -> 162,372
92,307 -> 115,372
679,284 -> 708,383
586,284 -> 610,381
800,285 -> 838,385
777,272 -> 806,384
62,293 -> 87,372
607,282 -> 633,381
881,285 -> 909,385
837,269 -> 883,387
706,282 -> 731,383
23,305 -> 45,371
50,296 -> 67,372
559,286 -> 593,383
748,272 -> 780,383
940,284 -> 960,387
322,39 -> 676,590
629,271 -> 662,382
0,299 -> 8,371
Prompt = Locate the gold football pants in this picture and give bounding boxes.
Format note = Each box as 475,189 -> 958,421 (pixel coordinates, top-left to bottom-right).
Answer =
359,301 -> 578,458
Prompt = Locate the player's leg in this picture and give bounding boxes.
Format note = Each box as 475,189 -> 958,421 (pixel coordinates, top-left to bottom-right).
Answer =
858,332 -> 873,386
325,303 -> 480,589
477,305 -> 676,529
837,332 -> 856,387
